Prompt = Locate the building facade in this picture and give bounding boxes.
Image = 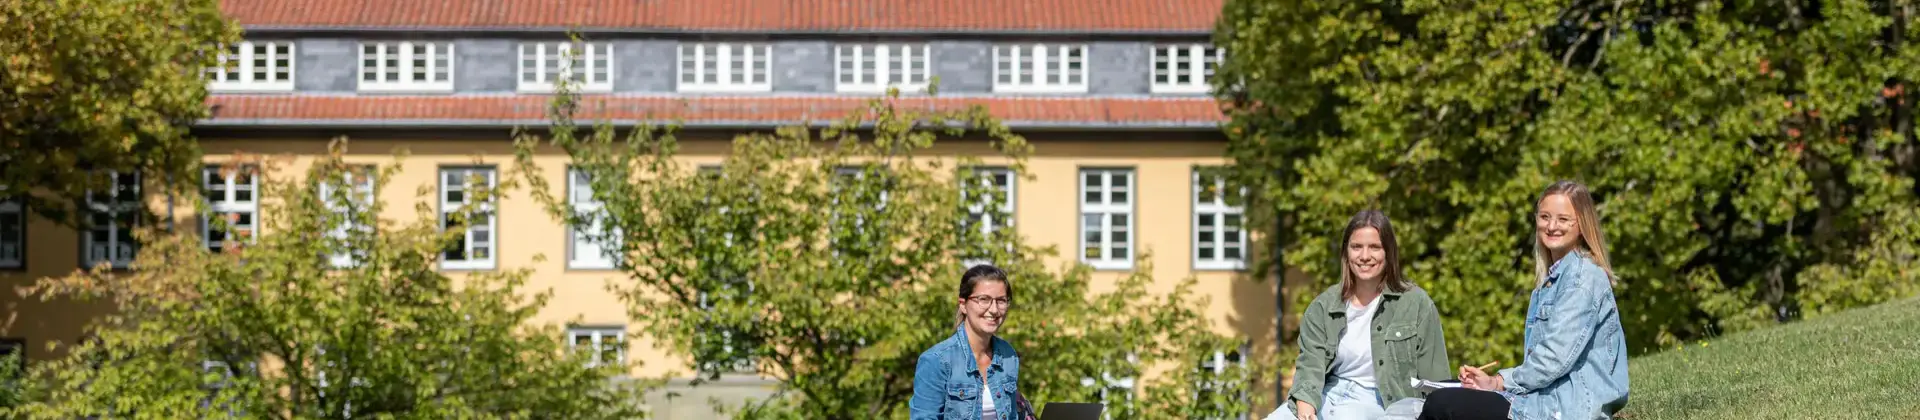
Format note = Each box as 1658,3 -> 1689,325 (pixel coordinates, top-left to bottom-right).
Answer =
1,0 -> 1287,416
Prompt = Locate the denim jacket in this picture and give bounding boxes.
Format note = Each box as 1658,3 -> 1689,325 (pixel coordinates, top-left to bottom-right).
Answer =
910,326 -> 1022,420
1500,252 -> 1631,420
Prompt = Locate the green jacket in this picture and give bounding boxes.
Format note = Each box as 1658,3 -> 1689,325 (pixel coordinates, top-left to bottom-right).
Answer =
1288,283 -> 1451,410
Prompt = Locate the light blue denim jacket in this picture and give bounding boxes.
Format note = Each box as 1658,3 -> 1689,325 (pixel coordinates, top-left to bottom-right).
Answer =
1500,252 -> 1631,420
910,326 -> 1022,420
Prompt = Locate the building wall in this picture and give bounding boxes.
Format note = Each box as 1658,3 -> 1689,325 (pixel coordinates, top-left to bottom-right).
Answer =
0,134 -> 1277,378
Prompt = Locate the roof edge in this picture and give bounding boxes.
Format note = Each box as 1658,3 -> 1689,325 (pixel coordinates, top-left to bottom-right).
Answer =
237,25 -> 1215,37
193,118 -> 1223,131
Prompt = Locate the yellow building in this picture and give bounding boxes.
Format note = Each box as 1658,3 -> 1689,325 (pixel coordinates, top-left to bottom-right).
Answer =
1,0 -> 1287,416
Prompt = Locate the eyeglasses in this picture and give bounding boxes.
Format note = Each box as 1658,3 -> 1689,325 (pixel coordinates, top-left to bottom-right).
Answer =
967,295 -> 1013,310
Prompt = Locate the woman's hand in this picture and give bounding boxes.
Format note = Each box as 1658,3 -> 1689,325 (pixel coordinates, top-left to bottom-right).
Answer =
1294,400 -> 1317,420
1459,365 -> 1504,391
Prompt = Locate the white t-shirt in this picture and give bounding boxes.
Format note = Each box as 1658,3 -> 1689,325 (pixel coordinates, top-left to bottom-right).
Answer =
1330,296 -> 1382,388
981,381 -> 998,420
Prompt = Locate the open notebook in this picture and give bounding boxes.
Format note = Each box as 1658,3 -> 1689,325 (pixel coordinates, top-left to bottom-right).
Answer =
1411,378 -> 1464,392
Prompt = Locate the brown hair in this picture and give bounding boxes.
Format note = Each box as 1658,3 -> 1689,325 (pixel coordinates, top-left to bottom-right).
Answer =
1339,210 -> 1411,301
956,264 -> 1011,328
1532,180 -> 1617,285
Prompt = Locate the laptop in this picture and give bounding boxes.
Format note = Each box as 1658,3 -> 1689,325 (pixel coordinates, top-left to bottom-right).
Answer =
1038,402 -> 1103,420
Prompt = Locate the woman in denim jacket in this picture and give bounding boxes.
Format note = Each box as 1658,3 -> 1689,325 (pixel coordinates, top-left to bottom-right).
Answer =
1420,180 -> 1631,420
910,264 -> 1025,420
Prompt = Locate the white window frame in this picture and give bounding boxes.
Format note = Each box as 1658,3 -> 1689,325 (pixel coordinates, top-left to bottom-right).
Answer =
961,167 -> 1015,267
993,44 -> 1089,94
567,326 -> 626,368
676,43 -> 772,93
202,165 -> 259,253
1079,168 -> 1134,270
567,168 -> 620,270
207,41 -> 296,92
83,171 -> 140,269
0,198 -> 21,269
439,167 -> 496,270
518,42 -> 614,93
834,43 -> 932,94
357,41 -> 455,93
1193,169 -> 1247,271
318,166 -> 375,268
1080,354 -> 1140,420
1151,44 -> 1224,94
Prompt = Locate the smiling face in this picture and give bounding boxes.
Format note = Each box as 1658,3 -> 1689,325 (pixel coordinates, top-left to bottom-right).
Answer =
1346,227 -> 1386,282
1536,193 -> 1583,256
959,280 -> 1009,336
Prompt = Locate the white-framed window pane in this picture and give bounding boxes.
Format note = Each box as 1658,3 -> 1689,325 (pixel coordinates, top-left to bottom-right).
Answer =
679,43 -> 772,92
359,41 -> 454,92
994,44 -> 1088,93
439,168 -> 496,270
1152,44 -> 1223,94
0,199 -> 22,269
202,165 -> 259,253
84,171 -> 140,269
1193,168 -> 1246,270
568,168 -> 619,269
320,166 -> 375,268
567,327 -> 627,367
518,42 -> 614,92
963,167 -> 1016,240
835,43 -> 932,93
209,41 -> 294,92
1079,169 -> 1133,269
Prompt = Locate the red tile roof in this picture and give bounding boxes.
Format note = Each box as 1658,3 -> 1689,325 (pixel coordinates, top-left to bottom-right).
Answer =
220,0 -> 1223,32
201,95 -> 1227,128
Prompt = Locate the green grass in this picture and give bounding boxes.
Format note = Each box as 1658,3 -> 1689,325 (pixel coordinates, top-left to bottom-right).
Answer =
1623,296 -> 1920,419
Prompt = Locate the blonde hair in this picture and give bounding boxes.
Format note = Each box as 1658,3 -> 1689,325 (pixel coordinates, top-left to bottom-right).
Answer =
1532,180 -> 1616,285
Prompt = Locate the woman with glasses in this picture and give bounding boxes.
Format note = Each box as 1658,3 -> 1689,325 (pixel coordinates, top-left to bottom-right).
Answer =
1265,210 -> 1451,420
1417,180 -> 1630,420
910,264 -> 1026,420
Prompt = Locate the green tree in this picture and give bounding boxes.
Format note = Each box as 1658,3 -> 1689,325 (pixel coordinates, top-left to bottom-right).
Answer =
512,80 -> 1269,419
1,0 -> 236,226
8,143 -> 651,419
1215,0 -> 1920,371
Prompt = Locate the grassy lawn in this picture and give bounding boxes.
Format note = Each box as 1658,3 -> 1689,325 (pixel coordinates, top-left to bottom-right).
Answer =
1623,296 -> 1920,419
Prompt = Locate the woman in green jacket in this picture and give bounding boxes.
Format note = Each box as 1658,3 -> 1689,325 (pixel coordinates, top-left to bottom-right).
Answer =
1265,210 -> 1451,420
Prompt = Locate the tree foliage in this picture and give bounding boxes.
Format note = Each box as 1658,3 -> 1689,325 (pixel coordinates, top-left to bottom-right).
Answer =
8,144 -> 651,419
512,80 -> 1270,419
0,0 -> 236,226
1215,0 -> 1920,370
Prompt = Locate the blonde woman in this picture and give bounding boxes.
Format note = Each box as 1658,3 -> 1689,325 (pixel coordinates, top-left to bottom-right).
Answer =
1418,180 -> 1630,420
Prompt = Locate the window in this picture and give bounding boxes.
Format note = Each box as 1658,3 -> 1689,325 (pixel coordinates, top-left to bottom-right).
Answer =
568,327 -> 626,368
961,167 -> 1014,266
993,44 -> 1088,93
318,166 -> 375,268
831,166 -> 891,254
358,41 -> 454,92
677,43 -> 771,93
1081,354 -> 1139,420
0,199 -> 21,269
203,165 -> 258,254
835,44 -> 931,93
0,337 -> 24,376
519,42 -> 613,93
1152,44 -> 1224,94
1193,168 -> 1246,270
207,41 -> 295,92
1079,169 -> 1134,270
567,169 -> 620,269
1192,349 -> 1247,420
84,172 -> 141,269
439,168 -> 496,270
